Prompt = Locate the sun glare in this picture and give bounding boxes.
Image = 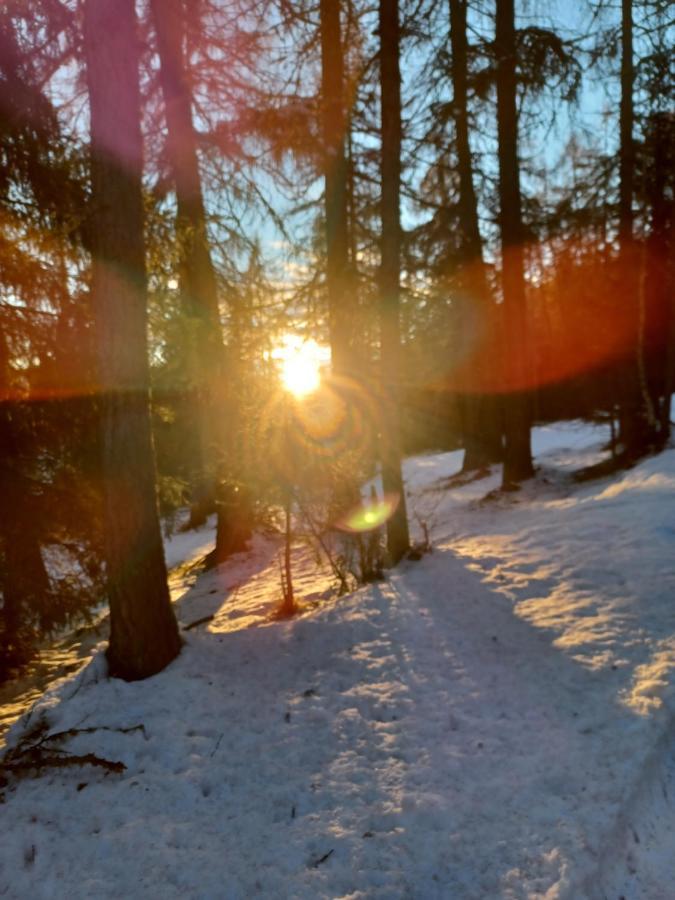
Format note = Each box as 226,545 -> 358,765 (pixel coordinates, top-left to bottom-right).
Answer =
273,335 -> 329,397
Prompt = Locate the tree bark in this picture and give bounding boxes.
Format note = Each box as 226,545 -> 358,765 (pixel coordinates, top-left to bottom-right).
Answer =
84,0 -> 180,680
319,0 -> 352,377
647,114 -> 675,438
378,0 -> 410,563
449,0 -> 502,471
617,0 -> 660,455
618,0 -> 634,249
495,0 -> 533,487
151,0 -> 225,526
617,0 -> 640,452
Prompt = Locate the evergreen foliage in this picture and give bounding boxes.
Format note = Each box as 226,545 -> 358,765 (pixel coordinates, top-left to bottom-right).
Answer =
0,0 -> 672,675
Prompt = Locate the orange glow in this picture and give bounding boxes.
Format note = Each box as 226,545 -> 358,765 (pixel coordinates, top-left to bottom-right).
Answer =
437,239 -> 668,396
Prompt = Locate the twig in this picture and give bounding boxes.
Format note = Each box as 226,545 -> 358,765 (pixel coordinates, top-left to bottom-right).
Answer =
310,849 -> 334,868
32,724 -> 145,748
210,733 -> 224,758
1,751 -> 125,779
0,719 -> 137,789
292,490 -> 351,593
183,614 -> 215,631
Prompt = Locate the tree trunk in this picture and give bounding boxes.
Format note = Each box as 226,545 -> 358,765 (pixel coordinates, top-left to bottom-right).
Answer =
319,0 -> 352,377
449,0 -> 502,471
84,0 -> 180,680
319,0 -> 363,526
378,0 -> 410,563
618,0 -> 634,249
617,0 -> 659,456
0,335 -> 48,671
495,0 -> 533,487
151,0 -> 225,526
281,491 -> 296,615
617,0 -> 640,453
648,114 -> 675,438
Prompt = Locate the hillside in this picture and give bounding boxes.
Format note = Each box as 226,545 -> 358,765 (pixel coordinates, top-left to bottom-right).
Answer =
1,422 -> 674,899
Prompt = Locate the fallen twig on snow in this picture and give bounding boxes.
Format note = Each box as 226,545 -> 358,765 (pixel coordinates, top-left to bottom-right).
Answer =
183,614 -> 215,631
0,716 -> 136,794
310,849 -> 334,868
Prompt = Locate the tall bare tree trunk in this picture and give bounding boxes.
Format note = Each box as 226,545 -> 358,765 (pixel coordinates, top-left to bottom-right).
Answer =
151,0 -> 225,526
495,0 -> 533,487
618,0 -> 639,452
319,0 -> 364,526
280,490 -> 296,616
84,0 -> 180,680
378,0 -> 410,563
319,0 -> 352,377
617,0 -> 659,455
647,114 -> 675,438
449,0 -> 502,471
618,0 -> 634,250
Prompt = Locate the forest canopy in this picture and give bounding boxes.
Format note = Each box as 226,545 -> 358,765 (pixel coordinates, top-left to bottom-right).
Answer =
0,0 -> 673,679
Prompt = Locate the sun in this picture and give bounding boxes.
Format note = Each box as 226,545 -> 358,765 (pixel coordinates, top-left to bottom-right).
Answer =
282,354 -> 320,396
272,335 -> 329,397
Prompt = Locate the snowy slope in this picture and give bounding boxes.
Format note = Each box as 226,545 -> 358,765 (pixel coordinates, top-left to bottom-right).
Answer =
1,422 -> 674,899
0,514 -> 219,744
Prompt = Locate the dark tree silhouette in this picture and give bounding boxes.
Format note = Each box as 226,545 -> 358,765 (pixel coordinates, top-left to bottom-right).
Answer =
379,0 -> 410,562
495,0 -> 534,487
84,0 -> 180,680
319,0 -> 353,377
150,0 -> 226,528
448,0 -> 502,472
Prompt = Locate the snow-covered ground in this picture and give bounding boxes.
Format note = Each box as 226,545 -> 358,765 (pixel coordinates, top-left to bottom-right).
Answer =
163,512 -> 218,571
1,421 -> 675,899
0,515 -> 219,744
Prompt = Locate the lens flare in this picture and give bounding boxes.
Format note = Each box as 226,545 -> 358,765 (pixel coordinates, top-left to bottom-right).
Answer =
336,493 -> 400,533
257,373 -> 382,486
